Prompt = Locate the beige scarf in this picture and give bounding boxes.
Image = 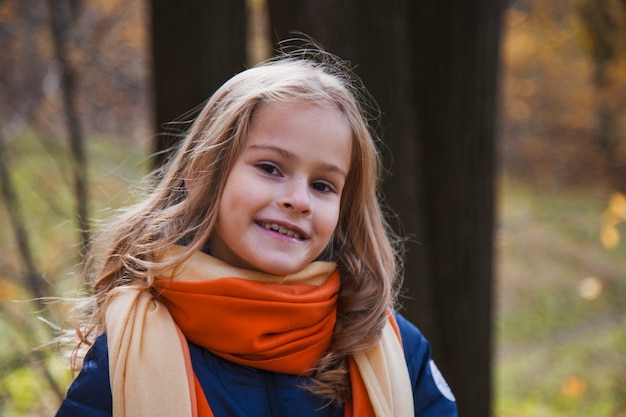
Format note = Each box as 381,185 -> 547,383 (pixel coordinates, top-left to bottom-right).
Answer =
104,250 -> 414,417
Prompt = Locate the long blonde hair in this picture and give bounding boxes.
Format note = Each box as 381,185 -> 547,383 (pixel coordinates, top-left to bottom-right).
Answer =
75,48 -> 402,403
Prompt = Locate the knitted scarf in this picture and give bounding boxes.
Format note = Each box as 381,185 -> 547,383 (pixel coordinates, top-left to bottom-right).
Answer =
104,247 -> 413,417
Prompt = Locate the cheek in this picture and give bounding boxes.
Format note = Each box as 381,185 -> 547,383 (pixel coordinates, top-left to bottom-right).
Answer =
327,198 -> 349,244
317,208 -> 342,261
320,204 -> 342,242
219,170 -> 248,209
218,187 -> 237,214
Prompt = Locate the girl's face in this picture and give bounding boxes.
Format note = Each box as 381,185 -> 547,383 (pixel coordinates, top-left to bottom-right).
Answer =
209,101 -> 352,275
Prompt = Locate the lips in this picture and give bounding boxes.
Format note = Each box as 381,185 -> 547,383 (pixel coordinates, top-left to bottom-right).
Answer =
256,221 -> 306,240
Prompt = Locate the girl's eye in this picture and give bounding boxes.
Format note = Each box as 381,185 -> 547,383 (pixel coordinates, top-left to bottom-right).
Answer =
257,163 -> 279,175
311,181 -> 335,193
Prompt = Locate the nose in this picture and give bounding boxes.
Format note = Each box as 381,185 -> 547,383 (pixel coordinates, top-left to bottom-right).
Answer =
279,177 -> 311,214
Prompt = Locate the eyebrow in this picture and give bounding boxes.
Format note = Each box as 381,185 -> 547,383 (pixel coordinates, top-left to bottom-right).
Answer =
248,144 -> 348,178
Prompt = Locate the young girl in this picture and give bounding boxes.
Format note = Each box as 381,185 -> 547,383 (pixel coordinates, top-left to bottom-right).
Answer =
55,48 -> 457,417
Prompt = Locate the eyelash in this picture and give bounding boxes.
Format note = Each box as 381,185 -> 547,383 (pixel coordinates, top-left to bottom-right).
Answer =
255,163 -> 337,194
257,163 -> 279,176
311,182 -> 335,193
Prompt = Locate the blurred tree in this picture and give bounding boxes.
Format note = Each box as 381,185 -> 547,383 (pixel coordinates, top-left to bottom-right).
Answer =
0,125 -> 65,408
46,0 -> 90,253
1,2 -> 151,413
150,0 -> 247,166
577,0 -> 626,191
408,4 -> 501,416
268,1 -> 503,416
0,130 -> 49,301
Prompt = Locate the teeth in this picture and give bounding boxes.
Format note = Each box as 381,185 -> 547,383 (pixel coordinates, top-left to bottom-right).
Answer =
260,222 -> 303,240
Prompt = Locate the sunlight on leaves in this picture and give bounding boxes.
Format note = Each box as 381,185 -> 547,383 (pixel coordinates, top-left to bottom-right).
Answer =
600,192 -> 626,249
608,193 -> 626,217
561,375 -> 587,399
2,367 -> 44,414
600,225 -> 620,249
578,277 -> 603,301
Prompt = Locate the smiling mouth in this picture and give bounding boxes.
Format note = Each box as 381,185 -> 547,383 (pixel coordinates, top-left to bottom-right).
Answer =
256,221 -> 305,240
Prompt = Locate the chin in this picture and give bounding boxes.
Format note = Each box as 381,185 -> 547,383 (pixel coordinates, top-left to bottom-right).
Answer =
254,259 -> 308,276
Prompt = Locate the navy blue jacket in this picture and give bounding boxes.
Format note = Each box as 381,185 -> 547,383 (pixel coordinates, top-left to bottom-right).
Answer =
56,312 -> 457,416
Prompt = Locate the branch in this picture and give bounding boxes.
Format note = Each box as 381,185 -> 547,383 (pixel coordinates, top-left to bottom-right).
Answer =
0,300 -> 65,401
46,0 -> 90,255
0,130 -> 49,301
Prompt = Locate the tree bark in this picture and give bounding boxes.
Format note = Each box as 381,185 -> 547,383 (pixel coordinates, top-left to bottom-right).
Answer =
268,1 -> 503,415
150,0 -> 247,166
409,3 -> 503,415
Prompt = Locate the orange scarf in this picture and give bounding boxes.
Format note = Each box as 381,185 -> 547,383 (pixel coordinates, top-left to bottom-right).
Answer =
105,248 -> 413,417
156,268 -> 339,375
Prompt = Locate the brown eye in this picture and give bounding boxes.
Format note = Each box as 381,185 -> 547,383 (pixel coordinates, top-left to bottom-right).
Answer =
257,163 -> 280,176
311,181 -> 334,193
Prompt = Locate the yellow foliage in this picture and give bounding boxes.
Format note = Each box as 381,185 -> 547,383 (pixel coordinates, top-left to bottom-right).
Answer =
608,192 -> 626,217
561,375 -> 587,399
502,26 -> 538,66
2,367 -> 42,413
601,225 -> 620,249
0,279 -> 26,302
600,192 -> 626,249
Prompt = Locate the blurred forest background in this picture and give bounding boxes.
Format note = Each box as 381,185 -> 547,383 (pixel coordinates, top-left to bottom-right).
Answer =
1,0 -> 625,416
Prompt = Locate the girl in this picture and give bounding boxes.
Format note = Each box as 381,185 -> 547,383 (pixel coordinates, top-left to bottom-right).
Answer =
55,47 -> 457,417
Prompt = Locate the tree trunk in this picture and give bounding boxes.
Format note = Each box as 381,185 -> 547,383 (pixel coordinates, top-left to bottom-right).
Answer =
150,0 -> 247,165
578,0 -> 626,191
409,2 -> 502,415
0,128 -> 65,401
268,1 -> 503,415
47,0 -> 90,254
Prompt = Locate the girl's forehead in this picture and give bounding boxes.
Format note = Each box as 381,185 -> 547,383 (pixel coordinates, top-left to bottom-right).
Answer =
252,97 -> 349,124
250,100 -> 356,153
249,101 -> 353,144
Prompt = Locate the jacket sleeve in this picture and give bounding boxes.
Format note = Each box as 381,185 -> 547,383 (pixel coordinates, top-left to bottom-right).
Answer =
55,334 -> 113,417
394,312 -> 458,417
